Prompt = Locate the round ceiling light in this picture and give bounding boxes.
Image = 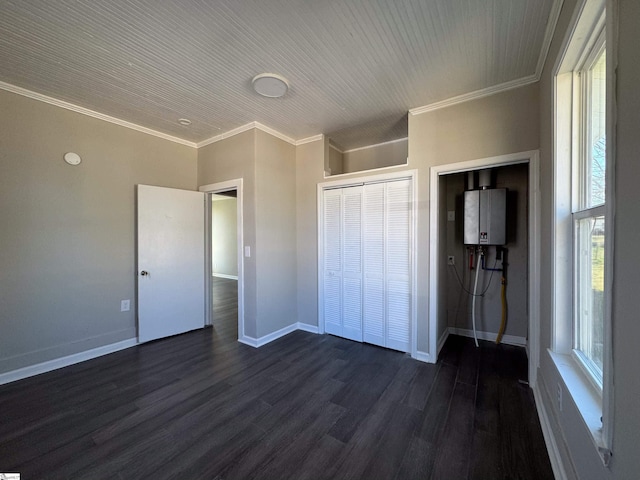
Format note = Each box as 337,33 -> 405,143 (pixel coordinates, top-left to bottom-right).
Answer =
252,73 -> 289,98
177,118 -> 192,126
63,152 -> 82,166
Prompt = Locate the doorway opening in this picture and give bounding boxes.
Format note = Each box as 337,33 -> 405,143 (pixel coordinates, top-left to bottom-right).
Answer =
200,179 -> 245,343
210,190 -> 239,341
429,150 -> 540,385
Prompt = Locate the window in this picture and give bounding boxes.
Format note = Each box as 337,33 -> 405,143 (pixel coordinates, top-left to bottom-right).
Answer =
553,0 -> 613,464
573,42 -> 606,387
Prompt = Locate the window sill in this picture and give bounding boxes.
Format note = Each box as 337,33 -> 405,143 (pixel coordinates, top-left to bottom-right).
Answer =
547,349 -> 611,466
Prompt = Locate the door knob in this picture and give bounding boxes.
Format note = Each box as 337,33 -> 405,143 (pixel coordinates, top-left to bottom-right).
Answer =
140,270 -> 149,276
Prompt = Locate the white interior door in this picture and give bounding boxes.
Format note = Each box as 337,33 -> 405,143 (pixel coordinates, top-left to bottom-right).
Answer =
385,179 -> 411,352
341,186 -> 363,342
137,184 -> 206,343
363,182 -> 385,347
323,188 -> 343,337
321,178 -> 412,353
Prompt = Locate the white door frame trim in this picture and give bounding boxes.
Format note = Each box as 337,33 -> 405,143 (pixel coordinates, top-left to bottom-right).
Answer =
429,150 -> 540,386
317,169 -> 418,359
199,179 -> 245,341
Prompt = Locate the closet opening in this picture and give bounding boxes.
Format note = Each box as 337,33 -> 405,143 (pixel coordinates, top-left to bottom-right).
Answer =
317,170 -> 417,357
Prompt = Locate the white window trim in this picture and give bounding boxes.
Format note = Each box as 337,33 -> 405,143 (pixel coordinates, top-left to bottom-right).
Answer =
552,0 -> 616,466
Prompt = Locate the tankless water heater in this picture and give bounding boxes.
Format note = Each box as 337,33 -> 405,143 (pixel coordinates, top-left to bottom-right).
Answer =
463,188 -> 507,245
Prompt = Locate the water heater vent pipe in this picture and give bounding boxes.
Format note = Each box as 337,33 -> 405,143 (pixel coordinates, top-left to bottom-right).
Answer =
478,169 -> 492,189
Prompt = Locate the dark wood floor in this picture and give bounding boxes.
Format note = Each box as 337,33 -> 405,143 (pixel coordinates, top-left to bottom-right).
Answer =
0,282 -> 553,479
211,276 -> 239,341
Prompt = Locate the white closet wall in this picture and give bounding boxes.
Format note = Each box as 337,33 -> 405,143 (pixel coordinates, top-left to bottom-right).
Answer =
322,178 -> 412,352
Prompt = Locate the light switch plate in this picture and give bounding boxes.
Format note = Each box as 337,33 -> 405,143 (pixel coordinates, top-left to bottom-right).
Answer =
244,246 -> 251,257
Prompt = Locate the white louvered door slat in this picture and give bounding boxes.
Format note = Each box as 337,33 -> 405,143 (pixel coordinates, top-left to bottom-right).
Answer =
322,178 -> 411,354
363,183 -> 385,347
385,179 -> 411,352
342,187 -> 363,341
323,189 -> 342,336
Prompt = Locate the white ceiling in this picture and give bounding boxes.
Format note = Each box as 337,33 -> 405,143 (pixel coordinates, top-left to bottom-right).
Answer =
0,0 -> 560,149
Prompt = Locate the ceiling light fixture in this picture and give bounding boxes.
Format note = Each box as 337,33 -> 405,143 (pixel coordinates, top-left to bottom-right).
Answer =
63,152 -> 82,165
177,118 -> 192,126
252,73 -> 289,98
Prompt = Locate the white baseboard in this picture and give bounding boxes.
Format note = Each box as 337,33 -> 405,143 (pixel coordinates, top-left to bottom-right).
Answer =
448,327 -> 527,347
0,338 -> 138,386
238,323 -> 298,348
239,322 -> 320,348
414,351 -> 435,363
297,322 -> 319,334
212,273 -> 238,280
437,328 -> 450,354
532,381 -> 569,480
238,336 -> 259,348
412,330 -> 450,364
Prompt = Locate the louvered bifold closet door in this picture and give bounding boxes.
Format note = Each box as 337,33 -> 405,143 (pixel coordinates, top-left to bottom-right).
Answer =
363,183 -> 385,347
323,188 -> 343,337
341,186 -> 363,341
385,179 -> 411,352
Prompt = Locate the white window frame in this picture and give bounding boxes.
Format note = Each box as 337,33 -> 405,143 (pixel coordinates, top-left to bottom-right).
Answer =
552,0 -> 615,466
571,32 -> 607,391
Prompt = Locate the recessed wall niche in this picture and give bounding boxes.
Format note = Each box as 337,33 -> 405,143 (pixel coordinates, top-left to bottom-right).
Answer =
325,114 -> 407,176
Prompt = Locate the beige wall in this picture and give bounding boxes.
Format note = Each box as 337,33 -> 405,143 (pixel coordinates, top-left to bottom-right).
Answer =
328,146 -> 343,175
342,139 -> 408,174
211,197 -> 238,277
197,130 -> 258,338
255,130 -> 297,337
0,89 -> 197,374
198,129 -> 298,339
409,82 -> 539,353
295,140 -> 326,327
536,0 -> 640,478
611,1 -> 640,475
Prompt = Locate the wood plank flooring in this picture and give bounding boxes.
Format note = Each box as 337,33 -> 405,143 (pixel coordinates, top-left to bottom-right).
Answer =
0,282 -> 553,479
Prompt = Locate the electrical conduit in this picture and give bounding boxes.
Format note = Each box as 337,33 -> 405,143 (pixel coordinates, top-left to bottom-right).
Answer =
496,277 -> 507,344
471,250 -> 482,347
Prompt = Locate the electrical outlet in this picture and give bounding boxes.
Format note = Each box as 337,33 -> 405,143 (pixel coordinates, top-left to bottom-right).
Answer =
557,383 -> 563,411
447,210 -> 455,222
120,299 -> 130,312
447,255 -> 455,266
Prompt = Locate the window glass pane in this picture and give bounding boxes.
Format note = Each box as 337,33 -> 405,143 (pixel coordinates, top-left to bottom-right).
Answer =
576,215 -> 605,381
587,50 -> 606,208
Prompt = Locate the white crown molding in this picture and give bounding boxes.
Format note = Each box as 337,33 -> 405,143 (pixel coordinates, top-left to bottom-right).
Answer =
535,0 -> 565,80
254,121 -> 297,145
5,0 -> 562,153
343,136 -> 408,154
196,122 -> 257,148
296,134 -> 324,146
329,142 -> 344,154
409,74 -> 538,116
0,81 -> 197,148
198,122 -> 325,148
410,0 -> 562,117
